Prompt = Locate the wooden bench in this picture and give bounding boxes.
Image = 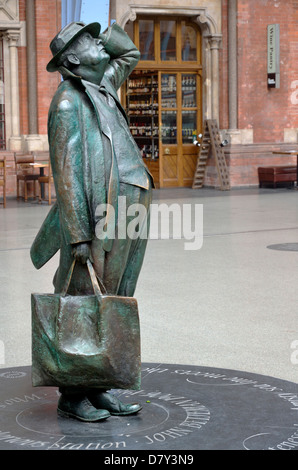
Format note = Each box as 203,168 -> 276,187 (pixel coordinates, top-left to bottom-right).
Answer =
258,166 -> 297,188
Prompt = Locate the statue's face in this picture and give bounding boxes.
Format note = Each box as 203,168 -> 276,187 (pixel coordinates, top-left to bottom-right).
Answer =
69,32 -> 110,82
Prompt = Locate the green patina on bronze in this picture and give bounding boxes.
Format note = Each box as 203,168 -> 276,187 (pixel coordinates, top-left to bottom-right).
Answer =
32,260 -> 141,389
30,22 -> 153,396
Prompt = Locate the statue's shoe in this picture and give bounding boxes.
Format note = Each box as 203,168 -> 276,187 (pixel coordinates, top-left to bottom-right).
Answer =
88,391 -> 142,416
57,394 -> 111,422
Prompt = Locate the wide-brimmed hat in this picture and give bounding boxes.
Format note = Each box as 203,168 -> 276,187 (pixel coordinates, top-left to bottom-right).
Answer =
47,21 -> 101,72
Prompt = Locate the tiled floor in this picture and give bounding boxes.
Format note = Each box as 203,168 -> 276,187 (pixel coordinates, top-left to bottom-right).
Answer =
0,186 -> 298,383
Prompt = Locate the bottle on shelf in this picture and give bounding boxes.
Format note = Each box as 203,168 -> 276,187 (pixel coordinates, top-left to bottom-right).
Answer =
153,147 -> 159,160
127,72 -> 160,157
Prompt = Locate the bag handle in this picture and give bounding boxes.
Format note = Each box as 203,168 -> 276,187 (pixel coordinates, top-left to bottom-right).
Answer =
61,259 -> 104,297
86,259 -> 103,298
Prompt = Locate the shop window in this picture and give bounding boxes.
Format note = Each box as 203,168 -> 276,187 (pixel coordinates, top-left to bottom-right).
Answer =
160,20 -> 176,61
161,74 -> 177,107
181,22 -> 197,61
139,19 -> 155,61
182,73 -> 197,144
161,111 -> 177,144
182,74 -> 197,107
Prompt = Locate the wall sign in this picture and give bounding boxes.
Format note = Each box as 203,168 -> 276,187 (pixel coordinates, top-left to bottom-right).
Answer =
267,24 -> 280,88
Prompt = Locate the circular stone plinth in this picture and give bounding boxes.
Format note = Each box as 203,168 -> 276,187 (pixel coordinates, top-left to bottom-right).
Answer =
0,363 -> 297,451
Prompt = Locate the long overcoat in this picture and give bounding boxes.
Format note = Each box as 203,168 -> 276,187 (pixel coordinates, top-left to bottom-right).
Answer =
31,24 -> 152,295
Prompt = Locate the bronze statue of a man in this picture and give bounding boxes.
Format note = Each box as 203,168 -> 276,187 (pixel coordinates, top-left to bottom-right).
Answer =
30,22 -> 153,421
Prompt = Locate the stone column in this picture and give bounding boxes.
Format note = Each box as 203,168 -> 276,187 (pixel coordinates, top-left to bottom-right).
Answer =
26,0 -> 38,135
7,30 -> 22,151
208,35 -> 221,124
228,0 -> 238,130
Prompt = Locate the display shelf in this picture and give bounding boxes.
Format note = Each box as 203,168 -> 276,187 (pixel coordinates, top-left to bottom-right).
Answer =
125,69 -> 200,188
126,72 -> 159,162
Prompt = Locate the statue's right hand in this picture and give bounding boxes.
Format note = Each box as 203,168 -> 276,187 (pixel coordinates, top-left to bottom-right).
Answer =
98,33 -> 106,42
71,242 -> 91,264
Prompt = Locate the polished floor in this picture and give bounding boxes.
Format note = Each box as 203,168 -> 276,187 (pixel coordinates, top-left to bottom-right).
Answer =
0,186 -> 297,384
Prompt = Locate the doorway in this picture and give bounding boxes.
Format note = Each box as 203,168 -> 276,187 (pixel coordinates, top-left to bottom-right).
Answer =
123,17 -> 202,187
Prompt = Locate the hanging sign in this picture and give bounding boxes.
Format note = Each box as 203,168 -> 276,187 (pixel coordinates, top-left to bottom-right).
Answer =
267,24 -> 280,88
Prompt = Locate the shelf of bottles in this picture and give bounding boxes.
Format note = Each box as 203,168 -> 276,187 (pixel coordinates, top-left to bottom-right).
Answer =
127,71 -> 198,157
127,72 -> 159,160
161,73 -> 177,145
160,73 -> 198,145
181,73 -> 197,144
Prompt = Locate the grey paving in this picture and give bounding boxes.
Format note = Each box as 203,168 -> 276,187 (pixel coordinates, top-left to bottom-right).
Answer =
0,186 -> 297,384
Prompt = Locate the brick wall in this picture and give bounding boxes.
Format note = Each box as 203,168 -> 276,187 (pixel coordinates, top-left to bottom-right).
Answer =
35,0 -> 61,136
3,0 -> 61,197
216,0 -> 298,188
219,0 -> 229,131
18,0 -> 61,139
237,0 -> 298,143
204,144 -> 297,188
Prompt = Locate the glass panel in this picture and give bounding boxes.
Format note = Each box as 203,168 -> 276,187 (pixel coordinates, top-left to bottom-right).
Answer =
161,111 -> 177,144
181,22 -> 197,61
182,74 -> 196,108
139,20 -> 155,60
161,74 -> 177,108
182,111 -> 196,144
160,20 -> 176,61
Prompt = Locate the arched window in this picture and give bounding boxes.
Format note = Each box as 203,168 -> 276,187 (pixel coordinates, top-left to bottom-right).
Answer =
126,17 -> 201,66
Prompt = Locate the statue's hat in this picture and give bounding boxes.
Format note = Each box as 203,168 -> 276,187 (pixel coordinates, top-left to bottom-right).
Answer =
47,21 -> 101,72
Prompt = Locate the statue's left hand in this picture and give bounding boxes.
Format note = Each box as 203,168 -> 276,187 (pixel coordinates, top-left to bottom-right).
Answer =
71,242 -> 91,264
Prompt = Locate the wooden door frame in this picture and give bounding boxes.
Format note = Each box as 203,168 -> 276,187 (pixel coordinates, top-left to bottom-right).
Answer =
122,16 -> 204,187
157,70 -> 202,187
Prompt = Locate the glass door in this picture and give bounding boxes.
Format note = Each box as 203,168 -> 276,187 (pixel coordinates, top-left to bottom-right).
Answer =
181,73 -> 201,186
159,73 -> 179,186
159,71 -> 201,187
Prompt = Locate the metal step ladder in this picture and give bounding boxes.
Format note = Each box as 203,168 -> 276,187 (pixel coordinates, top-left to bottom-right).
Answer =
192,120 -> 230,190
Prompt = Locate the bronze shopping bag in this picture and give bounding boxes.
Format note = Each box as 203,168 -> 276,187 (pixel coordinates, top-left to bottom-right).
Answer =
31,259 -> 141,390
